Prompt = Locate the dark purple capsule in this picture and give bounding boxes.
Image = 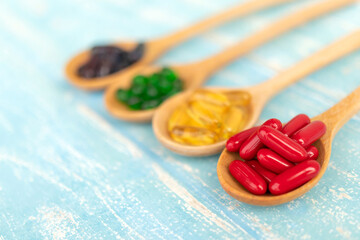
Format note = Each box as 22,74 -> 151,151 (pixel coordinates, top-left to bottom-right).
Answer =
77,43 -> 145,79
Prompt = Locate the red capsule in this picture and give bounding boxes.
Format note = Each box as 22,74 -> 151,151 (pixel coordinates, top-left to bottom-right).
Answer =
264,118 -> 283,131
306,145 -> 319,160
229,160 -> 267,195
292,121 -> 326,148
240,118 -> 282,160
246,160 -> 277,184
258,126 -> 308,162
226,127 -> 258,152
239,131 -> 263,160
257,149 -> 294,174
269,160 -> 320,195
282,114 -> 310,137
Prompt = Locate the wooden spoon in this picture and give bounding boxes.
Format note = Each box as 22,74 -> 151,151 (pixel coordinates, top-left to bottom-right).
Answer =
105,0 -> 355,122
65,0 -> 292,90
217,86 -> 360,206
153,30 -> 360,156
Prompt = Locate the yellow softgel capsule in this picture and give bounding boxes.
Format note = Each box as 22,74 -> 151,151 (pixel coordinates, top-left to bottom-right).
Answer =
170,126 -> 218,146
167,105 -> 188,131
186,100 -> 228,129
168,104 -> 204,132
186,90 -> 230,129
189,90 -> 230,107
220,106 -> 247,140
167,89 -> 251,146
225,91 -> 252,107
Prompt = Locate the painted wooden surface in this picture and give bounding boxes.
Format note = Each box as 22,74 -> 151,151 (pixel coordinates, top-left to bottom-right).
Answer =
0,0 -> 359,239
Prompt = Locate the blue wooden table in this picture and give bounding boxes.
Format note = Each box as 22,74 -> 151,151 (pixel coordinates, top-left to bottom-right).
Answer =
0,0 -> 359,239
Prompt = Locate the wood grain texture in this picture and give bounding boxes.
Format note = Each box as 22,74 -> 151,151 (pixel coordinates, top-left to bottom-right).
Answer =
0,0 -> 359,239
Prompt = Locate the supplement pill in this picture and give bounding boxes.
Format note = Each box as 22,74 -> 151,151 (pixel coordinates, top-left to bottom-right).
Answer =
292,121 -> 327,148
282,114 -> 310,136
264,118 -> 283,131
239,131 -> 263,160
240,118 -> 282,160
78,44 -> 145,78
246,160 -> 277,184
258,126 -> 308,162
221,107 -> 247,139
257,149 -> 294,174
226,127 -> 258,152
170,126 -> 217,145
306,145 -> 319,160
229,160 -> 267,195
269,160 -> 320,195
168,89 -> 251,146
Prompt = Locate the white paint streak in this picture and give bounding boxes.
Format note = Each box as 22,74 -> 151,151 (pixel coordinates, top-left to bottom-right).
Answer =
329,163 -> 359,180
35,206 -> 80,240
53,135 -> 107,172
336,227 -> 352,239
109,186 -> 183,240
98,219 -> 125,240
93,187 -> 145,240
1,214 -> 17,239
150,154 -> 269,239
76,104 -> 142,158
152,163 -> 238,234
248,216 -> 283,240
329,189 -> 353,200
0,153 -> 73,193
163,156 -> 195,174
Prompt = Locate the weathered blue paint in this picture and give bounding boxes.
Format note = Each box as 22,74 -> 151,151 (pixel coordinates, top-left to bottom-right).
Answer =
0,0 -> 359,239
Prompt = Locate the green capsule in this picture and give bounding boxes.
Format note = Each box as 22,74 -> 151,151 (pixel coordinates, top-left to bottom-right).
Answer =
127,96 -> 143,110
131,83 -> 146,96
158,78 -> 173,94
149,73 -> 161,86
144,86 -> 160,100
116,89 -> 131,103
162,67 -> 177,81
141,99 -> 162,110
132,75 -> 148,86
118,68 -> 182,111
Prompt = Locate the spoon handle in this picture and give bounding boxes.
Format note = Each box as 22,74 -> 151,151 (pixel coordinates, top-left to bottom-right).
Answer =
195,0 -> 355,77
154,0 -> 291,50
252,30 -> 360,99
313,87 -> 360,135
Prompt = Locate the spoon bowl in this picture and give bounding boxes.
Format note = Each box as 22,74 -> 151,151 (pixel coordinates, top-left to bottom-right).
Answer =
217,86 -> 360,206
65,41 -> 163,90
153,87 -> 261,156
217,126 -> 328,206
104,63 -> 204,122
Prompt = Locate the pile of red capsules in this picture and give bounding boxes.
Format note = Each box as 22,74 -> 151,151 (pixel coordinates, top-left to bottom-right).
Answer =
226,114 -> 326,195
